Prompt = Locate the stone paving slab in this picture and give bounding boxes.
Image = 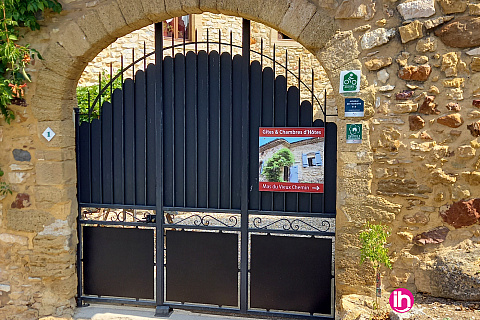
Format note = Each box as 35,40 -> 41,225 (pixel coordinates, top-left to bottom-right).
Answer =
74,304 -> 256,320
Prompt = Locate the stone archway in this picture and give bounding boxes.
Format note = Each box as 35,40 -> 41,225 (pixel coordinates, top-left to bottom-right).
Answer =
0,0 -> 382,319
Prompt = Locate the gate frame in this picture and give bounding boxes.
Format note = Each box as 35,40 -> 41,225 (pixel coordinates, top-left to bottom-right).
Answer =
75,19 -> 337,319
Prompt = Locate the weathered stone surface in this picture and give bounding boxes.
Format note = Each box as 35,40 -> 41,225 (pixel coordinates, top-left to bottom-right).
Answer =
470,3 -> 480,15
446,88 -> 464,101
415,243 -> 480,300
446,102 -> 461,111
12,149 -> 31,162
316,31 -> 360,72
335,0 -> 376,20
11,193 -> 31,209
403,212 -> 429,225
439,0 -> 468,14
6,209 -> 55,233
418,95 -> 439,114
377,69 -> 389,83
466,47 -> 480,56
396,90 -> 414,100
440,198 -> 480,228
416,37 -> 437,53
394,102 -> 418,114
473,100 -> 480,107
409,115 -> 425,130
469,110 -> 480,118
360,28 -> 395,50
397,0 -> 435,20
471,57 -> 480,72
398,65 -> 431,81
399,20 -> 423,43
379,85 -> 395,92
437,113 -> 464,128
457,145 -> 476,159
0,233 -> 28,246
424,15 -> 454,29
467,121 -> 480,136
435,17 -> 480,48
443,78 -> 464,88
413,226 -> 450,245
413,55 -> 428,64
364,57 -> 392,71
377,179 -> 432,197
8,172 -> 30,184
440,52 -> 466,77
431,167 -> 457,184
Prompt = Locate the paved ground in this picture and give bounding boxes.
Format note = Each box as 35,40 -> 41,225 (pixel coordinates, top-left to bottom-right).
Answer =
74,305 -> 256,320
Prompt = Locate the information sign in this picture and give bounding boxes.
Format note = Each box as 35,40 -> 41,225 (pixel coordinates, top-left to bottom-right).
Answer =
346,124 -> 362,144
345,98 -> 364,117
339,70 -> 361,94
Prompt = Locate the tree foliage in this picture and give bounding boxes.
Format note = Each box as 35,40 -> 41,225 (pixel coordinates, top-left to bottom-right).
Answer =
262,148 -> 295,182
76,72 -> 123,121
359,222 -> 392,270
0,0 -> 62,123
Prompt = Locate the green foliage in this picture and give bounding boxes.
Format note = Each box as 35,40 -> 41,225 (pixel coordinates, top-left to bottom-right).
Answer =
359,222 -> 392,270
0,167 -> 11,196
76,72 -> 123,122
0,0 -> 62,123
262,148 -> 295,182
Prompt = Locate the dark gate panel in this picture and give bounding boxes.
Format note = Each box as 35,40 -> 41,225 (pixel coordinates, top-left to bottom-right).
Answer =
166,230 -> 238,307
250,235 -> 332,314
83,226 -> 154,299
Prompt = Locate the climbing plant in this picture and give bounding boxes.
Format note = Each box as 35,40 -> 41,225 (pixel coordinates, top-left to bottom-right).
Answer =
0,0 -> 62,123
262,148 -> 295,182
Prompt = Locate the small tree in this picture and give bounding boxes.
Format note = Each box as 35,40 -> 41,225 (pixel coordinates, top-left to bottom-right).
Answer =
262,148 -> 294,182
359,222 -> 392,310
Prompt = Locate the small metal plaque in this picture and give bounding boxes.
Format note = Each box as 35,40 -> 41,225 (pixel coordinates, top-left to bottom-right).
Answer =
42,127 -> 55,141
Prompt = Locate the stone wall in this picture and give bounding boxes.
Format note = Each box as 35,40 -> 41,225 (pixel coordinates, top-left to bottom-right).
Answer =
0,0 -> 479,319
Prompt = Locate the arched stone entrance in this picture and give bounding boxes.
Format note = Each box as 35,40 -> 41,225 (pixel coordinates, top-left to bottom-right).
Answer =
1,0 -> 382,319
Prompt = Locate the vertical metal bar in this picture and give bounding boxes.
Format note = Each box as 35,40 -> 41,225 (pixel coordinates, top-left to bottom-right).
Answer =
144,41 -> 147,71
285,49 -> 288,82
195,29 -> 198,53
132,48 -> 135,80
207,28 -> 209,53
110,62 -> 113,98
273,44 -> 276,76
323,89 -> 327,215
240,18 -> 250,314
74,108 -> 83,308
311,69 -> 314,109
98,72 -> 102,115
298,58 -> 301,92
121,55 -> 124,84
183,31 -> 186,56
172,33 -> 174,57
260,38 -> 263,69
154,21 -> 169,317
219,29 -> 221,53
230,31 -> 233,56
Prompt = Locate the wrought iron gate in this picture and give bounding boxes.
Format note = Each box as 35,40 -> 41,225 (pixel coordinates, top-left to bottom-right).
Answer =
76,20 -> 337,319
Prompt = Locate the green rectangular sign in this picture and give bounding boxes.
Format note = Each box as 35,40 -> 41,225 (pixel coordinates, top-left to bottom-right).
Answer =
346,124 -> 362,144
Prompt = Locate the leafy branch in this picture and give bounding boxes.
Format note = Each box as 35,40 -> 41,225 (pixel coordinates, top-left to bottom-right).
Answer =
0,0 -> 62,123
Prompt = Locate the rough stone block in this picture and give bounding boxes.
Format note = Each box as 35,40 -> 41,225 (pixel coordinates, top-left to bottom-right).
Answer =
437,113 -> 464,128
435,17 -> 480,48
36,149 -> 75,161
34,69 -> 77,100
37,121 -> 75,148
140,0 -> 171,20
469,3 -> 480,15
298,9 -> 339,51
278,0 -> 317,40
94,0 -> 134,38
35,186 -> 75,208
199,0 -> 219,13
6,209 -> 54,233
76,10 -> 115,53
36,161 -> 76,186
116,0 -> 153,30
317,31 -> 360,72
0,234 -> 28,246
439,0 -> 468,14
12,149 -> 31,162
30,94 -> 75,121
335,0 -> 376,20
56,21 -> 92,59
36,42 -> 81,80
360,28 -> 395,50
364,57 -> 392,71
398,65 -> 431,81
399,20 -> 423,43
397,0 -> 436,20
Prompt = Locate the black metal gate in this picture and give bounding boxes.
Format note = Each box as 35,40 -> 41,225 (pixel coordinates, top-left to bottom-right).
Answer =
76,20 -> 337,319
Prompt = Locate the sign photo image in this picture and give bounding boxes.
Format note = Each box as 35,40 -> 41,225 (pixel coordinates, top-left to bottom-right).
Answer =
259,127 -> 325,193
